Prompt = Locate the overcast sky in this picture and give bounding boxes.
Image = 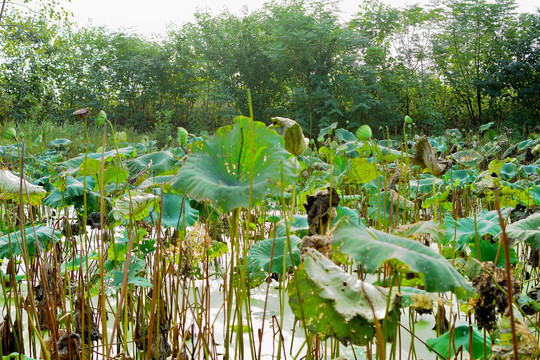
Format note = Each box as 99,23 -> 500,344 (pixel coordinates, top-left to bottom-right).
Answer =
61,0 -> 539,37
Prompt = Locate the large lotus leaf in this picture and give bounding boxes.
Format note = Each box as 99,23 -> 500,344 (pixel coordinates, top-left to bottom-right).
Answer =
54,146 -> 135,175
335,225 -> 474,299
127,151 -> 179,175
376,144 -> 402,162
144,190 -> 198,230
452,150 -> 484,168
409,177 -> 446,196
0,170 -> 46,205
426,325 -> 491,359
444,169 -> 478,187
444,208 -> 512,248
469,239 -> 518,266
246,235 -> 301,274
346,157 -> 378,184
303,248 -> 398,322
0,225 -> 61,258
171,116 -> 296,213
335,128 -> 357,143
137,175 -> 175,190
287,260 -> 400,346
505,213 -> 540,249
43,176 -> 95,208
112,190 -> 158,221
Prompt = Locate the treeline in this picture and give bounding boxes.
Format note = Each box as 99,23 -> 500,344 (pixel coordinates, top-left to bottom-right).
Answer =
0,0 -> 539,138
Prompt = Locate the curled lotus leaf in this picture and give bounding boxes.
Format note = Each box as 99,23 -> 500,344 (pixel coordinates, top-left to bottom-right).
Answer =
271,117 -> 307,156
411,136 -> 452,176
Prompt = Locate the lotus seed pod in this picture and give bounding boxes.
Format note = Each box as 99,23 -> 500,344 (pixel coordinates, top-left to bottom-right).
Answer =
4,127 -> 16,140
96,110 -> 107,126
177,127 -> 188,146
405,115 -> 413,124
355,125 -> 372,141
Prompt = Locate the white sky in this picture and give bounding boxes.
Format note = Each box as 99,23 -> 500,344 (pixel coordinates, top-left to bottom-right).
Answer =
60,0 -> 539,37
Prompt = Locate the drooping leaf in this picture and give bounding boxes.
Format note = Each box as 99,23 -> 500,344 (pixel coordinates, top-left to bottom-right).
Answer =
0,225 -> 61,258
288,260 -> 400,346
246,235 -> 301,274
303,248 -> 398,322
426,325 -> 491,359
171,116 -> 296,213
0,170 -> 46,205
505,213 -> 540,249
335,225 -> 474,299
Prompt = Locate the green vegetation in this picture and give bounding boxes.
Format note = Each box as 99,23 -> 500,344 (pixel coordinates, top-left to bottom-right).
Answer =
1,0 -> 540,359
1,0 -> 539,138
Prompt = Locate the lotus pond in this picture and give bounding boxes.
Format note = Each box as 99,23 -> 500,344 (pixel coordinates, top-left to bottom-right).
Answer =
0,112 -> 539,360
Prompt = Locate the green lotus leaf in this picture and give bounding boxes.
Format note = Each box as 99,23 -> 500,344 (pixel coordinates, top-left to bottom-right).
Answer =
469,239 -> 518,266
246,235 -> 302,275
47,138 -> 73,148
0,225 -> 61,258
112,190 -> 158,221
335,128 -> 356,143
137,175 -> 175,190
445,128 -> 462,139
505,213 -> 540,249
55,146 -> 135,175
288,259 -> 400,346
171,116 -> 296,213
347,157 -> 378,184
426,325 -> 491,359
452,150 -> 484,168
127,150 -> 179,175
444,208 -> 512,248
276,215 -> 309,237
303,248 -> 398,322
144,190 -> 198,230
43,176 -> 97,209
0,170 -> 46,205
335,225 -> 474,299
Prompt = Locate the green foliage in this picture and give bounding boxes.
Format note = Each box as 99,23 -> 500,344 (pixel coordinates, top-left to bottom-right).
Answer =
0,225 -> 61,258
246,235 -> 302,274
426,325 -> 491,359
335,225 -> 474,299
288,256 -> 400,346
171,116 -> 296,212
